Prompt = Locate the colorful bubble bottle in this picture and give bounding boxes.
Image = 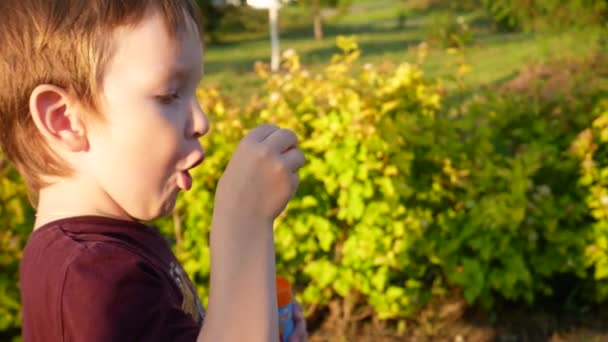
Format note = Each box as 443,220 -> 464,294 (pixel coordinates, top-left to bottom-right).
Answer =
277,277 -> 295,342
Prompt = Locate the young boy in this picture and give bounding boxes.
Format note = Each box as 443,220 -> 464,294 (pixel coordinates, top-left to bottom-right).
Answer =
0,0 -> 308,341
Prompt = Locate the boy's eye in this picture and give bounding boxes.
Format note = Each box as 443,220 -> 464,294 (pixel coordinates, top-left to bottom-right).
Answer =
157,93 -> 180,105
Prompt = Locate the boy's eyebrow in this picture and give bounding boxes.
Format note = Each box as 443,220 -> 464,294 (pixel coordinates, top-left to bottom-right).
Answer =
167,64 -> 203,85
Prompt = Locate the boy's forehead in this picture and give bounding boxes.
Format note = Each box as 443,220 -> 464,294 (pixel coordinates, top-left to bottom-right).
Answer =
105,10 -> 203,82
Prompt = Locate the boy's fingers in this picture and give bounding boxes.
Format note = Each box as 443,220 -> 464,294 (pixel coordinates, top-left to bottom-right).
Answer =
289,321 -> 308,342
289,301 -> 308,342
245,124 -> 279,143
289,329 -> 308,342
282,148 -> 306,172
289,320 -> 308,342
293,301 -> 304,319
264,129 -> 298,154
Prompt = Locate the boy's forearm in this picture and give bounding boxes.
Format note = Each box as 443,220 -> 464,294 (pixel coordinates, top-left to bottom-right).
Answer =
197,216 -> 278,342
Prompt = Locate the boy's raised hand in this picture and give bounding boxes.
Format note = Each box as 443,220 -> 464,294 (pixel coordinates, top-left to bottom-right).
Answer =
214,124 -> 306,223
202,125 -> 305,342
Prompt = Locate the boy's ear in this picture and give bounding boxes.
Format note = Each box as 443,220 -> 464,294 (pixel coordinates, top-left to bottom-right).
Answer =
29,85 -> 88,153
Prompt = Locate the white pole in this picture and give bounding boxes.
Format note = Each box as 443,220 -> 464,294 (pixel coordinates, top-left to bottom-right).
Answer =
269,0 -> 280,72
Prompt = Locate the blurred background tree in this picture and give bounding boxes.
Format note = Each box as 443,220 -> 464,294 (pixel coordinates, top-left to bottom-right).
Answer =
294,0 -> 351,40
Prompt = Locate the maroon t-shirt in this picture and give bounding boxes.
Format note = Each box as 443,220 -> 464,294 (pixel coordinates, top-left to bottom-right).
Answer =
19,216 -> 205,342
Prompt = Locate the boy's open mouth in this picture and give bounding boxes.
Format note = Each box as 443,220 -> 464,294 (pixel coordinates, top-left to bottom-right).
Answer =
176,154 -> 205,191
177,171 -> 193,191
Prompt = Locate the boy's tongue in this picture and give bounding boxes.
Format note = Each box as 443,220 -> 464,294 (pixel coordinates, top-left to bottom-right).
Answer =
177,171 -> 192,191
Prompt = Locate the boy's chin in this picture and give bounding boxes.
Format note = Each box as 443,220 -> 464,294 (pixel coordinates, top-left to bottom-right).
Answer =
130,195 -> 179,222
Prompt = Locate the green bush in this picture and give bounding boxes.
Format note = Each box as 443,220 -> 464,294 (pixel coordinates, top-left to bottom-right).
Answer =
571,100 -> 608,301
169,36 -> 608,319
171,37 -> 444,319
0,153 -> 32,342
430,93 -> 594,307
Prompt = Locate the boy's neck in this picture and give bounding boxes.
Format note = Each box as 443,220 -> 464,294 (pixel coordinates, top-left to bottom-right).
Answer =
34,177 -> 133,230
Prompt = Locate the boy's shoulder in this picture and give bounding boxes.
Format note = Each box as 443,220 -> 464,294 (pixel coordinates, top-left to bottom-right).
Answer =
22,215 -> 174,267
20,216 -> 174,287
19,216 -> 204,342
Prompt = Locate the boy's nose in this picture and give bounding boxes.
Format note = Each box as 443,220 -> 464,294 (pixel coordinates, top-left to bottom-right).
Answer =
189,98 -> 209,139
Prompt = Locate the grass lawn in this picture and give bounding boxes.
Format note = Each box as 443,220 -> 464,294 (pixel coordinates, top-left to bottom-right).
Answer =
202,0 -> 606,99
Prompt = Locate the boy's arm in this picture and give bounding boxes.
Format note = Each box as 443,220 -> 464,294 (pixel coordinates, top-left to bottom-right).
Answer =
197,125 -> 305,342
199,217 -> 277,342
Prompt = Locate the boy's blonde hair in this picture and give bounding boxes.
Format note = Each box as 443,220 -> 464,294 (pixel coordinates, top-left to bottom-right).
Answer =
0,0 -> 202,204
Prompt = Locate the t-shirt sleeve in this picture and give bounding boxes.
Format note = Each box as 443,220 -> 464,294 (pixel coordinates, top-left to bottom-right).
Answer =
61,243 -> 200,342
